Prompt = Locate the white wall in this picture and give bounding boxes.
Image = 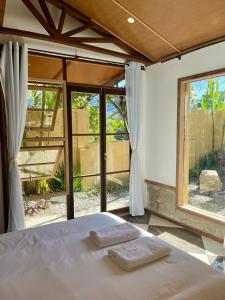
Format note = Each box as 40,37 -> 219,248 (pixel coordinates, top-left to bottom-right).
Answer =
144,41 -> 225,187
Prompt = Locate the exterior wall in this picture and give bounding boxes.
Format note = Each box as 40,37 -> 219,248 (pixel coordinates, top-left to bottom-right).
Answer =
144,41 -> 225,239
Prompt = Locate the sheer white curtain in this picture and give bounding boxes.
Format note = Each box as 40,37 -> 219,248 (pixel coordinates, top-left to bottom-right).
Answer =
0,42 -> 28,231
125,61 -> 144,216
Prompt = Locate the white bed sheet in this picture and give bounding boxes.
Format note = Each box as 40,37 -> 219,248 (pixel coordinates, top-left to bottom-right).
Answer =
0,212 -> 225,300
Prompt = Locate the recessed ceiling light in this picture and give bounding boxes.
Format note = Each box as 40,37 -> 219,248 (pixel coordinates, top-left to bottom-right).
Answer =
127,17 -> 135,24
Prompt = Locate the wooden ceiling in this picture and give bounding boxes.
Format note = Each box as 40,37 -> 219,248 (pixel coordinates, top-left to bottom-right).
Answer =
1,0 -> 225,64
64,0 -> 225,62
28,54 -> 124,85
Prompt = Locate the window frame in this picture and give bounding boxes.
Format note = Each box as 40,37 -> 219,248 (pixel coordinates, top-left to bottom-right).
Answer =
176,67 -> 225,223
67,83 -> 129,215
26,85 -> 62,131
21,79 -> 69,201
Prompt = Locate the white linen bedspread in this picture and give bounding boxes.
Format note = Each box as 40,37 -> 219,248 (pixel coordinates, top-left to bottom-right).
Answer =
0,212 -> 225,300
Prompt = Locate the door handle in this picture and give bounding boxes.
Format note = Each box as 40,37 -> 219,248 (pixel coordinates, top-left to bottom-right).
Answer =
104,153 -> 107,160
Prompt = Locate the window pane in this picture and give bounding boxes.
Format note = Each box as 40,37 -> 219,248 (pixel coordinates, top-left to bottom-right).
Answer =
106,95 -> 127,134
107,172 -> 129,211
18,147 -> 63,181
19,164 -> 54,180
26,111 -> 54,129
18,148 -> 61,165
106,134 -> 130,173
26,86 -> 62,131
74,176 -> 100,217
73,136 -> 100,176
27,88 -> 61,109
71,92 -> 100,134
22,162 -> 66,197
183,76 -> 225,219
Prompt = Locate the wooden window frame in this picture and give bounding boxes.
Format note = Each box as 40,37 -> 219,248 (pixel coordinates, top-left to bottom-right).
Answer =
176,67 -> 225,223
67,83 -> 129,217
26,85 -> 62,131
21,79 -> 69,201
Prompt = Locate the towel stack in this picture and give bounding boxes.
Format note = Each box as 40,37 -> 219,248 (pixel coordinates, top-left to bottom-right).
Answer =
89,222 -> 171,271
89,222 -> 141,248
108,236 -> 171,271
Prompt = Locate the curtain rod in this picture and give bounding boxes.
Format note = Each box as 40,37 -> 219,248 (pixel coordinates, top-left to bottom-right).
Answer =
28,48 -> 145,70
0,44 -> 145,70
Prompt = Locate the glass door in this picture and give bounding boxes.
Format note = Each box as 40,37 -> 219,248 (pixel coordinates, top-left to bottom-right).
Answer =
67,85 -> 128,218
69,89 -> 101,217
105,94 -> 130,211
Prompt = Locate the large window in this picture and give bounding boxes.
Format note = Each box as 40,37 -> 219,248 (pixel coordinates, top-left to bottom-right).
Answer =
177,70 -> 225,221
19,53 -> 126,228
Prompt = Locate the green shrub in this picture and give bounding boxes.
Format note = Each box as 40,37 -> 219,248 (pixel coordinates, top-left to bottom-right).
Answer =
73,167 -> 81,192
48,163 -> 65,192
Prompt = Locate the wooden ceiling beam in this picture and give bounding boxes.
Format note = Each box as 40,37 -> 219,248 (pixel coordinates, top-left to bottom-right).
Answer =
63,24 -> 92,37
111,0 -> 181,53
0,27 -> 151,64
46,0 -> 89,23
57,7 -> 66,33
21,0 -> 56,36
38,0 -> 56,31
0,0 -> 6,27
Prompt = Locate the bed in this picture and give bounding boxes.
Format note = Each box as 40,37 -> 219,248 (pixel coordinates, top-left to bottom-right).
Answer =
0,212 -> 225,300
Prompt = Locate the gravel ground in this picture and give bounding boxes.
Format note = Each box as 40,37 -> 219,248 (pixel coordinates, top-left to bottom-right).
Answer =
26,191 -> 129,219
189,179 -> 225,217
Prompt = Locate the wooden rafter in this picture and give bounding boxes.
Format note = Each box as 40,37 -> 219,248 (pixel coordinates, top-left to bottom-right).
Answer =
38,0 -> 56,31
21,0 -> 56,36
58,7 -> 66,33
45,0 -> 91,23
0,27 -> 150,63
63,24 -> 92,37
0,0 -> 6,27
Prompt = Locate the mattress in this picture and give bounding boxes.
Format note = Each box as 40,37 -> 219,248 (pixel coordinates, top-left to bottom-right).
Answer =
0,212 -> 225,300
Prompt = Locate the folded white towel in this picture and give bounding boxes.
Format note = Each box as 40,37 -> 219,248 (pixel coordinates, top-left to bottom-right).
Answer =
108,236 -> 171,271
89,222 -> 141,248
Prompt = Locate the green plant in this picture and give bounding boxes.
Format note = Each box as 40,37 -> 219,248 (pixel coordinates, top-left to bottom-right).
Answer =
38,179 -> 50,194
48,163 -> 65,192
73,167 -> 81,192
